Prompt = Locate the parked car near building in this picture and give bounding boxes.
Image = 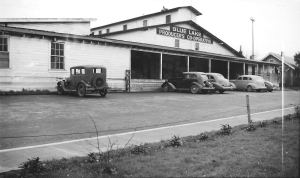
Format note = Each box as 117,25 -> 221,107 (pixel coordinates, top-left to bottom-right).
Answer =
230,75 -> 271,92
161,72 -> 214,94
56,65 -> 109,97
206,73 -> 234,93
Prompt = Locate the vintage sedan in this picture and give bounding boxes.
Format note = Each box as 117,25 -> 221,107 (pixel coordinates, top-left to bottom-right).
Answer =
161,72 -> 214,94
206,73 -> 234,93
56,65 -> 109,97
230,75 -> 269,92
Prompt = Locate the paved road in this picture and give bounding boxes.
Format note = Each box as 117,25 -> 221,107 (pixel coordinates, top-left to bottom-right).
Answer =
0,90 -> 299,151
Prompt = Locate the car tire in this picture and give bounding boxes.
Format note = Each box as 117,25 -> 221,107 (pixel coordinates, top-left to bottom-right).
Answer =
256,89 -> 261,92
99,89 -> 107,97
267,89 -> 273,92
163,84 -> 169,92
57,85 -> 64,95
247,85 -> 253,92
190,84 -> 199,94
219,90 -> 225,94
77,83 -> 86,97
93,77 -> 104,88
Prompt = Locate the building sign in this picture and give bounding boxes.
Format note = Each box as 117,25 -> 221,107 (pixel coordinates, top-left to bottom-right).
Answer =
156,26 -> 213,44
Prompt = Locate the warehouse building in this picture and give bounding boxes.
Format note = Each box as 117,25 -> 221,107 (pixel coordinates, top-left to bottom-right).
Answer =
0,6 -> 280,92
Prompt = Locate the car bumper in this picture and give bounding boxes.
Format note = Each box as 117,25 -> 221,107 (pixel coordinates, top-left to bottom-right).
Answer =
202,86 -> 215,90
254,87 -> 267,90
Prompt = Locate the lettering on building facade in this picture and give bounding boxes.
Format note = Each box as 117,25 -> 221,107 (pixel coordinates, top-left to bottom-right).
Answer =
156,26 -> 213,44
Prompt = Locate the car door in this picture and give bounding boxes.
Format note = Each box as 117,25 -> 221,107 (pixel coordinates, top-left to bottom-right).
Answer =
183,74 -> 196,88
241,77 -> 249,89
235,76 -> 243,89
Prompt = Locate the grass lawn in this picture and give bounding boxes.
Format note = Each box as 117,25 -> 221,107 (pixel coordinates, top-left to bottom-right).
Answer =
2,115 -> 299,178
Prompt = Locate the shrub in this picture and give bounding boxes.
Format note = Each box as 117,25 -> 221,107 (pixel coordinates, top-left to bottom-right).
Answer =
284,114 -> 292,121
294,105 -> 300,119
19,157 -> 45,176
245,124 -> 256,131
220,124 -> 232,135
272,120 -> 280,124
259,121 -> 268,127
167,135 -> 182,147
131,144 -> 148,154
198,133 -> 209,141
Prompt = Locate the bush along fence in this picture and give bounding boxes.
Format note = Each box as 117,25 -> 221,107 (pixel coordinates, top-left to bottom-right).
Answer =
0,88 -> 56,95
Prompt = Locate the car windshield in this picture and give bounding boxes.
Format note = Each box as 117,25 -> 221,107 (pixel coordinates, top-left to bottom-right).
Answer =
252,76 -> 264,81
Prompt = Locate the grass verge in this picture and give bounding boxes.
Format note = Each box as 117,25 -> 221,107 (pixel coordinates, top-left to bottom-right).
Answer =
1,116 -> 299,177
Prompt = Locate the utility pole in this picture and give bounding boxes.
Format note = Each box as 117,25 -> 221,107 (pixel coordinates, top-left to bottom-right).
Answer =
250,17 -> 255,60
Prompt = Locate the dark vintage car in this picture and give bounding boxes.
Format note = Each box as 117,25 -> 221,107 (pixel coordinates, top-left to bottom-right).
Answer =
230,75 -> 273,92
56,65 -> 109,97
206,73 -> 234,93
161,72 -> 214,94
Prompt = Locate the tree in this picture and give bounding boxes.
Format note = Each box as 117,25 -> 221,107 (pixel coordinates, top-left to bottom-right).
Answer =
294,52 -> 300,67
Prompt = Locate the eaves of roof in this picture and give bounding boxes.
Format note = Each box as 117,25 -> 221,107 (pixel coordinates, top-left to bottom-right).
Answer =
0,18 -> 96,23
261,52 -> 296,70
91,6 -> 202,30
94,20 -> 244,58
0,26 -> 277,66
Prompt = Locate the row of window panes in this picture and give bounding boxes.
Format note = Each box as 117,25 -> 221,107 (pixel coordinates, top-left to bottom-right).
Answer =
0,37 -> 8,52
51,42 -> 64,69
97,14 -> 171,35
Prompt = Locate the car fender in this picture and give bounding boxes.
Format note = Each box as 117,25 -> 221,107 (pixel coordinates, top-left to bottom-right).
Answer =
161,81 -> 176,90
190,82 -> 203,90
57,81 -> 67,91
212,83 -> 223,90
230,82 -> 236,89
247,83 -> 257,89
264,81 -> 273,87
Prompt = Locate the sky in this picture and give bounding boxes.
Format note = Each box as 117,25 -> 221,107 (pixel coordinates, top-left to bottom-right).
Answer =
0,0 -> 299,61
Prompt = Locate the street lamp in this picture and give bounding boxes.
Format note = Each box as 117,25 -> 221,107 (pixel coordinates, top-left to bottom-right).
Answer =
250,17 -> 255,60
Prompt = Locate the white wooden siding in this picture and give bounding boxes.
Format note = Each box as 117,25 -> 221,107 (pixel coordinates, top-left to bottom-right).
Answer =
6,22 -> 91,35
0,36 -> 130,91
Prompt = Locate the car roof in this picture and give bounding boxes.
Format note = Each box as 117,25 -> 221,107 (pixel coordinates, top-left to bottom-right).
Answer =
183,72 -> 206,75
206,73 -> 222,75
70,65 -> 106,69
238,75 -> 259,77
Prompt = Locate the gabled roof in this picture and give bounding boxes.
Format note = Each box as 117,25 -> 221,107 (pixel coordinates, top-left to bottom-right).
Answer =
93,20 -> 244,58
91,6 -> 202,30
261,52 -> 296,70
0,18 -> 96,23
0,25 -> 276,66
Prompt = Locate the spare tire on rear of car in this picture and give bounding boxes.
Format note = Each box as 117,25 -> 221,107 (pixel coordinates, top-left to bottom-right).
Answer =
93,77 -> 104,88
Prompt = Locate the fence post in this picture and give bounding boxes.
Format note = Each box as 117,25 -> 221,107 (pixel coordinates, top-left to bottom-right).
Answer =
246,95 -> 251,123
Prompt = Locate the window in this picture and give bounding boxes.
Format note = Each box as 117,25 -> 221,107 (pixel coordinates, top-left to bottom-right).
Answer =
0,37 -> 9,68
93,68 -> 102,73
51,42 -> 64,69
123,24 -> 127,31
143,20 -> 147,27
106,29 -> 110,33
98,30 -> 102,35
175,39 -> 179,48
243,77 -> 248,80
270,59 -> 274,63
166,15 -> 171,23
195,43 -> 199,50
238,77 -> 242,80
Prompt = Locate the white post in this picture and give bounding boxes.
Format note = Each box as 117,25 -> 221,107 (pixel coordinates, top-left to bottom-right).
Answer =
187,56 -> 189,72
243,63 -> 245,75
227,61 -> 230,79
160,53 -> 163,79
209,59 -> 211,73
246,95 -> 251,123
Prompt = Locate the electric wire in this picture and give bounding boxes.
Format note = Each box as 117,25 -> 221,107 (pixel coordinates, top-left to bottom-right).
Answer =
0,106 -> 247,139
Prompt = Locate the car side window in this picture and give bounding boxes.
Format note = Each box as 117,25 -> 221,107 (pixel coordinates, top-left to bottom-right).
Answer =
237,77 -> 242,80
209,75 -> 216,82
185,74 -> 190,79
243,77 -> 248,80
191,74 -> 197,79
75,69 -> 81,75
71,69 -> 75,75
93,68 -> 102,73
249,77 -> 252,80
81,69 -> 85,74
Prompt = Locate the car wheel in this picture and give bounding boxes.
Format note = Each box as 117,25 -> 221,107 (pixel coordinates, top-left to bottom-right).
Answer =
77,83 -> 86,97
246,85 -> 253,92
256,89 -> 261,92
219,90 -> 225,94
163,84 -> 169,92
57,85 -> 64,95
267,89 -> 273,92
190,84 -> 199,94
99,89 -> 107,97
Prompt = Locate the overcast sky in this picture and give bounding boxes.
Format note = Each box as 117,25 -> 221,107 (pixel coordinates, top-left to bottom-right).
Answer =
0,0 -> 299,60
